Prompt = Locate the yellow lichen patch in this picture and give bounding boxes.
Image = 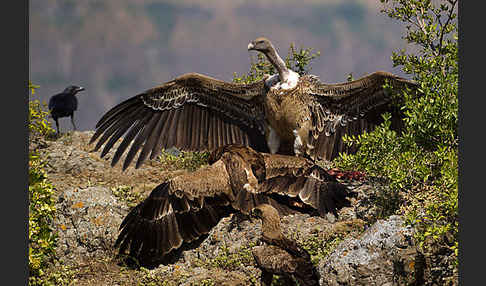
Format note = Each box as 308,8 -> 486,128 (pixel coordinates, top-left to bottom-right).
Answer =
72,201 -> 84,209
91,216 -> 105,226
59,224 -> 67,231
409,260 -> 415,271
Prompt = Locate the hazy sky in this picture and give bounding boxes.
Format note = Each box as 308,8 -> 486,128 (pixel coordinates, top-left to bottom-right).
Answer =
30,0 -> 410,131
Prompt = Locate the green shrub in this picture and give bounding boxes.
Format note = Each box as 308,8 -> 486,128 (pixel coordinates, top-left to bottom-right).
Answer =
335,0 -> 458,263
206,242 -> 255,270
300,235 -> 344,266
29,81 -> 54,138
111,185 -> 145,208
29,152 -> 57,283
29,82 -> 59,285
28,265 -> 77,286
158,149 -> 210,172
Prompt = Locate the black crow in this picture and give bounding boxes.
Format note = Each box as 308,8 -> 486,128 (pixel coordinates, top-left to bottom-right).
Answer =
48,85 -> 85,134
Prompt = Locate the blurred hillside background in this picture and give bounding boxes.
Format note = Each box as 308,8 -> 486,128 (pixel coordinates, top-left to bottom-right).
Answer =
30,0 -> 408,131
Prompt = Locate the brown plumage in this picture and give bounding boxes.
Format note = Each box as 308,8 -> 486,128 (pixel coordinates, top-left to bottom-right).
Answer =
89,73 -> 269,170
90,37 -> 417,170
264,71 -> 416,160
115,145 -> 351,267
247,37 -> 419,160
251,204 -> 319,286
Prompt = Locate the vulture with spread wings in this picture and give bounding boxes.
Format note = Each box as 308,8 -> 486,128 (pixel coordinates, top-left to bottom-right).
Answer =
115,145 -> 351,266
90,37 -> 418,170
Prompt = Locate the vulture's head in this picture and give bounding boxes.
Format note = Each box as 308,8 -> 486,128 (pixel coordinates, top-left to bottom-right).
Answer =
251,203 -> 277,219
63,85 -> 85,95
248,37 -> 273,53
251,204 -> 282,240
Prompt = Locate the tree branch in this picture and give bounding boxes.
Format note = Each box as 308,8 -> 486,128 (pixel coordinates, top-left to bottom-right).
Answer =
437,0 -> 457,56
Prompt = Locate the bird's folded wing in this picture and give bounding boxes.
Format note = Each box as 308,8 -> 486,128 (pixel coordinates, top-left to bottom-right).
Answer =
261,153 -> 350,216
90,72 -> 268,170
304,71 -> 418,160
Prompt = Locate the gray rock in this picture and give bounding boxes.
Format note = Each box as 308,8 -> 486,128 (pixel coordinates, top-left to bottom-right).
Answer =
318,215 -> 419,286
53,186 -> 130,265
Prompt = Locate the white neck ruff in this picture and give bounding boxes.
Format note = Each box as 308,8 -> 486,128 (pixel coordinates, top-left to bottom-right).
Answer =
265,70 -> 300,91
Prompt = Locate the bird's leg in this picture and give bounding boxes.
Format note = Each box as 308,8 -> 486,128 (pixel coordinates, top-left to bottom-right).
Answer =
71,114 -> 77,131
54,118 -> 60,135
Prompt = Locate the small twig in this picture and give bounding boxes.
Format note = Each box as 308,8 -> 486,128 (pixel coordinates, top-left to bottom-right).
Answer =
416,7 -> 428,36
437,0 -> 457,56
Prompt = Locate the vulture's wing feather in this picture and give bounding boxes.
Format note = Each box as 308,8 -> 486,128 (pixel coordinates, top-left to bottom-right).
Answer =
91,73 -> 268,170
261,153 -> 351,216
304,71 -> 418,160
115,160 -> 235,265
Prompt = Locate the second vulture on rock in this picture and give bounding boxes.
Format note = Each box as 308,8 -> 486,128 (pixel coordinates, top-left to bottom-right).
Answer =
90,37 -> 418,170
251,204 -> 320,286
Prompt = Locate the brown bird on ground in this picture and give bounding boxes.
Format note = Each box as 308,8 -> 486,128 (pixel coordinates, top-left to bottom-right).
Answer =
251,204 -> 320,286
89,37 -> 417,170
115,145 -> 351,267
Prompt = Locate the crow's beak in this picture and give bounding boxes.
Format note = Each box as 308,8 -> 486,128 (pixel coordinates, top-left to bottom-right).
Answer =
77,86 -> 85,92
247,42 -> 255,51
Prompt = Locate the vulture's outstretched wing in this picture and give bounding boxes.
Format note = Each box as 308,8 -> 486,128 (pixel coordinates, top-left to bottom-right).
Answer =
115,145 -> 351,266
116,160 -> 233,266
90,73 -> 268,170
304,71 -> 418,160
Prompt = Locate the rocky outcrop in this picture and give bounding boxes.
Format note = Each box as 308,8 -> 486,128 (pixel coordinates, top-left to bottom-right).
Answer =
31,131 -> 455,285
53,186 -> 129,266
417,234 -> 459,286
318,215 -> 419,285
